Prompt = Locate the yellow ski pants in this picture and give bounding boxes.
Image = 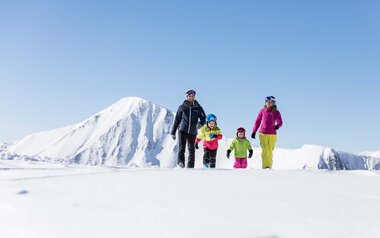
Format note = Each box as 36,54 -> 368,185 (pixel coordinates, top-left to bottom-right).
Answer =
259,133 -> 277,169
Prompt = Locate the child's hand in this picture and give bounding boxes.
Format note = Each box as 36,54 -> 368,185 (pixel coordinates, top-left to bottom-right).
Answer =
248,149 -> 253,159
209,134 -> 217,139
226,150 -> 231,159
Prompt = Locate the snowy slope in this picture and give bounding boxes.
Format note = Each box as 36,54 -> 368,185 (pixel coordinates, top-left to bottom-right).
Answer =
0,142 -> 7,155
5,97 -> 177,167
0,142 -> 5,149
2,97 -> 379,170
212,143 -> 380,170
1,160 -> 380,238
360,150 -> 380,159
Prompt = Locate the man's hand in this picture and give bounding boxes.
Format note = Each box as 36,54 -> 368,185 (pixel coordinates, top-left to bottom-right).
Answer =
171,134 -> 176,140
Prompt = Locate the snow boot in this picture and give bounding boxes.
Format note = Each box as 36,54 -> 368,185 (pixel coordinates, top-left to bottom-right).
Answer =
178,162 -> 185,168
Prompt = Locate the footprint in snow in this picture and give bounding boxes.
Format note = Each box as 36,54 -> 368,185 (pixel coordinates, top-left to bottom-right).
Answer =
17,190 -> 29,195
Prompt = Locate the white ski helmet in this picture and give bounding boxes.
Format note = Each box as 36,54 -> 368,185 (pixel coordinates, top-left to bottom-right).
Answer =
265,96 -> 276,105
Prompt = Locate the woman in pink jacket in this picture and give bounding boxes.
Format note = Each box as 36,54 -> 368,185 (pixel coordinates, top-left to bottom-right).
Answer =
251,96 -> 283,169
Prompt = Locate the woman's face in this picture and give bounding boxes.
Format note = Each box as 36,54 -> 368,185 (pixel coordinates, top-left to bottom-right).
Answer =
208,121 -> 216,129
265,101 -> 273,108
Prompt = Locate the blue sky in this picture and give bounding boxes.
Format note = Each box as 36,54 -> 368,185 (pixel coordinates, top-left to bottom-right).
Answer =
0,0 -> 379,153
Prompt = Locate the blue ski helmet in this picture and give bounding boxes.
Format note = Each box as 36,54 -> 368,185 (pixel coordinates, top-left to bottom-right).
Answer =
206,114 -> 217,123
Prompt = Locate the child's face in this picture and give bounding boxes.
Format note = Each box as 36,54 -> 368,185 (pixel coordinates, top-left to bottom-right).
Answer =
237,132 -> 245,138
208,121 -> 216,129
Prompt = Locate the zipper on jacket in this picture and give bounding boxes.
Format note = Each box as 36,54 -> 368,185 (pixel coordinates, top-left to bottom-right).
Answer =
188,106 -> 192,133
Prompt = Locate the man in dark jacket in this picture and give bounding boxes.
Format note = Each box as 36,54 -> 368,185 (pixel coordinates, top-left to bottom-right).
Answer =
171,90 -> 206,168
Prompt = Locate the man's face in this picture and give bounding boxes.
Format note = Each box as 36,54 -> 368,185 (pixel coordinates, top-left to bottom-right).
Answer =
187,94 -> 195,102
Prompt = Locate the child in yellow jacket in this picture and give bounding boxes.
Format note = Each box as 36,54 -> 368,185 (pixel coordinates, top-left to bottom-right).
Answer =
195,114 -> 222,168
227,127 -> 253,169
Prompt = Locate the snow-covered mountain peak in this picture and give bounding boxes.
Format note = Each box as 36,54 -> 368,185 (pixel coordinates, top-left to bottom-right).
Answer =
5,97 -> 176,167
92,97 -> 162,122
98,97 -> 153,113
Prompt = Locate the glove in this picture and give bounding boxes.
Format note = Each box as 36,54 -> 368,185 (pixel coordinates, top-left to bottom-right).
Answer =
209,134 -> 217,139
275,125 -> 280,130
171,134 -> 176,140
227,150 -> 231,159
197,123 -> 203,129
195,143 -> 199,150
251,132 -> 256,139
248,149 -> 253,159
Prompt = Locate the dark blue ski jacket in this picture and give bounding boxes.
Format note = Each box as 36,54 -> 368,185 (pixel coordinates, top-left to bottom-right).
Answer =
171,100 -> 206,136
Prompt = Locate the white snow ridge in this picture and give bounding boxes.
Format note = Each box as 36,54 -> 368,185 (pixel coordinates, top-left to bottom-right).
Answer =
360,150 -> 380,159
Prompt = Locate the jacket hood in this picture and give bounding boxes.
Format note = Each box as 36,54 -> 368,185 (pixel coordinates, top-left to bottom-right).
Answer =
183,100 -> 200,107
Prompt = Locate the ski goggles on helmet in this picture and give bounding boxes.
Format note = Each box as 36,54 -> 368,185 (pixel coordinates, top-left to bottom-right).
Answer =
206,114 -> 217,122
265,96 -> 276,102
